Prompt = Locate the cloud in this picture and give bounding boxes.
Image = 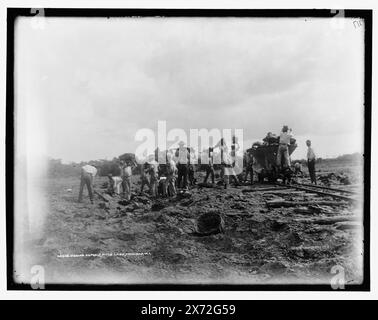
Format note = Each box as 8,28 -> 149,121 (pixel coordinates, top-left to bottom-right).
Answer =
15,17 -> 364,162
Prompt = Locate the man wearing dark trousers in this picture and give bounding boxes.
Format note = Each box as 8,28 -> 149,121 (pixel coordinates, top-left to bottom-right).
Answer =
306,140 -> 317,184
244,151 -> 254,185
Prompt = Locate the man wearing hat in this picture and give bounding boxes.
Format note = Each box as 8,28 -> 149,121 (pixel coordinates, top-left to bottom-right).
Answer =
277,125 -> 293,170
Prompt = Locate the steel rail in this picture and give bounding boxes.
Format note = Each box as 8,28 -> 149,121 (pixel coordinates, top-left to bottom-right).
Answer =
274,183 -> 357,202
292,182 -> 357,195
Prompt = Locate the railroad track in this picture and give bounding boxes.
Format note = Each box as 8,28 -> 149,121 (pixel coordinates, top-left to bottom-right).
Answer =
273,182 -> 360,203
292,182 -> 357,195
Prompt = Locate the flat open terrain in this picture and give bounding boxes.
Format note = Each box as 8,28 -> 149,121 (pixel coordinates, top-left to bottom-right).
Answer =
22,162 -> 364,285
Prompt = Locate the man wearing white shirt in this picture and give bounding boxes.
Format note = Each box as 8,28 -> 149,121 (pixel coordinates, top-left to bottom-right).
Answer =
120,160 -> 134,200
306,140 -> 317,184
277,125 -> 292,169
166,153 -> 178,196
78,164 -> 97,203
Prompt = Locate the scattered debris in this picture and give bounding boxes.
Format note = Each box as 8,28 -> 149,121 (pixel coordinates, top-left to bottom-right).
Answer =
197,182 -> 215,188
230,203 -> 247,210
177,191 -> 192,199
293,205 -> 322,214
98,202 -> 110,210
94,190 -> 112,202
151,200 -> 167,211
318,172 -> 352,186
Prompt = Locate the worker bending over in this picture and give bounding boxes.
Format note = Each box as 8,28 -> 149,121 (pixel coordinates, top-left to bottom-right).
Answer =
107,174 -> 122,195
78,164 -> 97,204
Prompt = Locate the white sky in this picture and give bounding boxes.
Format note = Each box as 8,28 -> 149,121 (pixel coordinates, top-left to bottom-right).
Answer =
15,17 -> 365,162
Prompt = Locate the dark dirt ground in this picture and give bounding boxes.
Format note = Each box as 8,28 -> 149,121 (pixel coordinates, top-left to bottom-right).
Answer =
21,163 -> 364,286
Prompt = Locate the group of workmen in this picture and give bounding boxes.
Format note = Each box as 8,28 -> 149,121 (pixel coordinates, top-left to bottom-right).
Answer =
78,128 -> 317,203
104,137 -> 245,200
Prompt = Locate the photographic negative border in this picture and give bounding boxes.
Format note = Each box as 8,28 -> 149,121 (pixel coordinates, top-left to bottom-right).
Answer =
6,8 -> 372,291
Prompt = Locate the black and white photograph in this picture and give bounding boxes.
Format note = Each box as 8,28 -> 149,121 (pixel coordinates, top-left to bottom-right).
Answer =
6,7 -> 371,291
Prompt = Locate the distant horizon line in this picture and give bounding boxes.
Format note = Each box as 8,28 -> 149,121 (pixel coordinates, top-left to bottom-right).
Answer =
49,151 -> 363,164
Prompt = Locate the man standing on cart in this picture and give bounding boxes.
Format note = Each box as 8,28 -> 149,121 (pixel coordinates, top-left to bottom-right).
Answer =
276,125 -> 293,170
